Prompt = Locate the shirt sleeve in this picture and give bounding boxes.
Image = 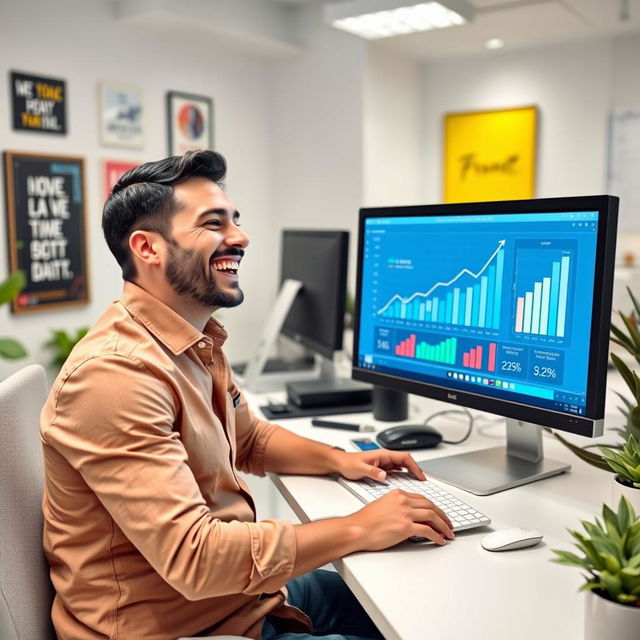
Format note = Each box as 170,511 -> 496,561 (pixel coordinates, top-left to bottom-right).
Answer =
231,380 -> 282,477
42,354 -> 296,601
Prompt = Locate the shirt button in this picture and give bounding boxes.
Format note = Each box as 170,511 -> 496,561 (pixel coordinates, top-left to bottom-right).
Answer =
197,341 -> 206,349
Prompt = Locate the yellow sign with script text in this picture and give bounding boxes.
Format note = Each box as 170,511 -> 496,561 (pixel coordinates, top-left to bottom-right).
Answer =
443,106 -> 537,203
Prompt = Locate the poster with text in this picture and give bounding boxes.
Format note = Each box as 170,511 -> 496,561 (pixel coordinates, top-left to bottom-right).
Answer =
10,71 -> 67,134
99,83 -> 144,148
167,91 -> 213,156
443,106 -> 537,203
103,159 -> 139,201
3,152 -> 89,313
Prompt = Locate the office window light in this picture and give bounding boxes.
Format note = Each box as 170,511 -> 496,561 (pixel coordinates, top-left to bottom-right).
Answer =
324,0 -> 474,40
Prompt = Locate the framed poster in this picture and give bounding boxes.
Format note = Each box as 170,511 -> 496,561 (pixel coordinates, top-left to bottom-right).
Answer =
3,151 -> 89,313
166,91 -> 213,156
103,159 -> 139,202
99,83 -> 144,148
443,105 -> 537,203
10,70 -> 67,134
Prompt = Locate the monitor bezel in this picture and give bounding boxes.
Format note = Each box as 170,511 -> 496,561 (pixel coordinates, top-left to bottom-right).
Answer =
351,195 -> 618,437
280,229 -> 349,361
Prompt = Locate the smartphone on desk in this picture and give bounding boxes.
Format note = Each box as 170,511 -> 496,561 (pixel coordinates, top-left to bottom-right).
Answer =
350,437 -> 381,451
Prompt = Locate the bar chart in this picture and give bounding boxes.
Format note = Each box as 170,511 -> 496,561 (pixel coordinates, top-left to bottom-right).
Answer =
376,240 -> 505,331
393,332 -> 457,365
513,246 -> 573,339
461,342 -> 497,372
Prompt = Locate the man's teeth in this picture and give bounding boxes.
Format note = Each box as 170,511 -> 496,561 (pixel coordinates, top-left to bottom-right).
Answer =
212,261 -> 239,271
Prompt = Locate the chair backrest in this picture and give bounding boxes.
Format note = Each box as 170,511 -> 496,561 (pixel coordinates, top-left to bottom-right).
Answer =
0,365 -> 57,640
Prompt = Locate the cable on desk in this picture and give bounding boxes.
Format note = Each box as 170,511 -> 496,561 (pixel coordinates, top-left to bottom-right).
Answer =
422,407 -> 474,445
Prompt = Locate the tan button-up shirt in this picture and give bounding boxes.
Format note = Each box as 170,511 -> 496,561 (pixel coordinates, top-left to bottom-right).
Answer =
40,282 -> 311,640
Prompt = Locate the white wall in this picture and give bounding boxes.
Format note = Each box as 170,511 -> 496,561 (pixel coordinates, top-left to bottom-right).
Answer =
363,46 -> 423,208
0,0 -> 277,379
269,4 -> 367,297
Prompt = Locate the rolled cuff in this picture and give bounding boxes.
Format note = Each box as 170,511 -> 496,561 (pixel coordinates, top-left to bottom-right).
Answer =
245,518 -> 296,595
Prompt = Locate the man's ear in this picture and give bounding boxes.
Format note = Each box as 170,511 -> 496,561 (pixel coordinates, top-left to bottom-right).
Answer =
129,230 -> 163,267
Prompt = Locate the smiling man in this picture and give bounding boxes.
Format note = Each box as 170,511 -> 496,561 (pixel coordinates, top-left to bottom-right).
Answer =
39,150 -> 453,640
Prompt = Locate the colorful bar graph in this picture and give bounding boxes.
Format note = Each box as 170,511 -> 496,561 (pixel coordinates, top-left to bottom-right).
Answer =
395,334 -> 457,365
461,342 -> 496,372
514,254 -> 571,338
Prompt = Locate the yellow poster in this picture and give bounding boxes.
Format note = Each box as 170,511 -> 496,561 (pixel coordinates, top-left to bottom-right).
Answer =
443,106 -> 537,203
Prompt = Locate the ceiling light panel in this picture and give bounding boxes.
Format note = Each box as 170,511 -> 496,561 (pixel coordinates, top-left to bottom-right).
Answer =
324,0 -> 474,39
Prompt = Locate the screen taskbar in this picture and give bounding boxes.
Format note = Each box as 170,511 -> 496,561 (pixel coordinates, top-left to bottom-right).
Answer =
358,355 -> 587,417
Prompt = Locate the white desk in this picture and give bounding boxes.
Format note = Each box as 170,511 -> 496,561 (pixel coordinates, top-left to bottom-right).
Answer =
243,375 -> 625,640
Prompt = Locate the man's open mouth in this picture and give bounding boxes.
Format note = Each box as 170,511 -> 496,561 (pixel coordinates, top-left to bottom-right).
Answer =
211,257 -> 240,274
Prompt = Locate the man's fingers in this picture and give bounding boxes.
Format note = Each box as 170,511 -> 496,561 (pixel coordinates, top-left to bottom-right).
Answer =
411,507 -> 455,540
402,492 -> 453,529
410,523 -> 447,546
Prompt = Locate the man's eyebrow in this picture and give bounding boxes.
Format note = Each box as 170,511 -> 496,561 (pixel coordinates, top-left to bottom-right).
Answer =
197,208 -> 240,220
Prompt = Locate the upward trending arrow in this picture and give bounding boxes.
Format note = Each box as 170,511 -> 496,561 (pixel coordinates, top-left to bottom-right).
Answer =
377,240 -> 506,316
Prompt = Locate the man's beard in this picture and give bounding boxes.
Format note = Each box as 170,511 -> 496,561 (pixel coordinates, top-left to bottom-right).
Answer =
165,243 -> 244,309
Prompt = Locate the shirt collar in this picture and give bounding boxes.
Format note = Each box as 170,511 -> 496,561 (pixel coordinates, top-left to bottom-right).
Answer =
120,281 -> 228,355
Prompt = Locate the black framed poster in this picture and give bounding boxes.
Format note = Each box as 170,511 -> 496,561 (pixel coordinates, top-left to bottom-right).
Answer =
10,71 -> 67,134
166,90 -> 213,156
3,152 -> 89,313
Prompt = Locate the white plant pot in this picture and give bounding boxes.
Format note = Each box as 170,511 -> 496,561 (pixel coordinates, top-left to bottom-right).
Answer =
584,590 -> 639,640
612,474 -> 640,514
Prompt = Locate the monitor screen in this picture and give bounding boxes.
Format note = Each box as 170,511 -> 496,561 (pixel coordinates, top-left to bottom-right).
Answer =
353,196 -> 618,437
280,229 -> 349,360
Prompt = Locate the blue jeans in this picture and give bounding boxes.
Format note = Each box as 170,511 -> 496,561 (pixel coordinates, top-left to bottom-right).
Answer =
262,569 -> 384,640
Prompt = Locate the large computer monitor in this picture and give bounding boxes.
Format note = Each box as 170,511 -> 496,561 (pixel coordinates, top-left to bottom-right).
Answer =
352,195 -> 619,495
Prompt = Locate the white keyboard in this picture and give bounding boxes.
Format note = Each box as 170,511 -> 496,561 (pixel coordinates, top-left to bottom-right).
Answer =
337,471 -> 491,532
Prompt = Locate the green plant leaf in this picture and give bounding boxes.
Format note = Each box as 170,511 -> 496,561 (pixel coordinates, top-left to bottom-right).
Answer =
0,338 -> 28,359
611,353 -> 637,397
547,429 -> 613,471
620,312 -> 640,352
0,271 -> 25,305
628,287 -> 640,319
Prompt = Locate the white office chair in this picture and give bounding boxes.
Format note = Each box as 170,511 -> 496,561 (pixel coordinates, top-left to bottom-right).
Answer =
0,364 -> 56,640
0,365 -> 248,640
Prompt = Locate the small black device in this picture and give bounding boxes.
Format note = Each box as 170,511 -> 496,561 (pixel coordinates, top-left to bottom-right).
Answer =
376,425 -> 443,451
286,378 -> 372,409
311,419 -> 374,432
350,437 -> 381,451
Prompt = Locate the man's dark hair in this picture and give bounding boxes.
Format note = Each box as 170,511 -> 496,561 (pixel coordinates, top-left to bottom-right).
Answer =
102,149 -> 226,281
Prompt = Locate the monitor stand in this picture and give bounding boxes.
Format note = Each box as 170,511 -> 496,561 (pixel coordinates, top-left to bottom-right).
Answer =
418,419 -> 570,496
241,278 -> 305,392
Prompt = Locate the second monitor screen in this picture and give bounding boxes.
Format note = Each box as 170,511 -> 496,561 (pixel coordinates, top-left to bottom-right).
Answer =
280,230 -> 349,360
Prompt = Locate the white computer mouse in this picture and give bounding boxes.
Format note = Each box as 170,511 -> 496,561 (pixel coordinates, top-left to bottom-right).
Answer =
481,528 -> 543,552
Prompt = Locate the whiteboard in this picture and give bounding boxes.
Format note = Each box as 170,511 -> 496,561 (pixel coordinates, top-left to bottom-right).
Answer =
607,108 -> 640,230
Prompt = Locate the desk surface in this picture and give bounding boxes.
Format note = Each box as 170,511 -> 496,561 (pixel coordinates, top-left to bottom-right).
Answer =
246,374 -> 626,640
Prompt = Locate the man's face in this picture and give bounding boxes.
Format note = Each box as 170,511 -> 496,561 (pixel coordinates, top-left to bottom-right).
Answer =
164,177 -> 249,309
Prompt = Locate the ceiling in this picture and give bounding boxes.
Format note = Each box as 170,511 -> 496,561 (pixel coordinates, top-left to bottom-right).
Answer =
272,0 -> 640,59
113,0 -> 640,61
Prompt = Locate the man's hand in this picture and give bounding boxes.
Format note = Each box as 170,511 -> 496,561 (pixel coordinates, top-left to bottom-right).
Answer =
334,448 -> 426,483
346,489 -> 455,549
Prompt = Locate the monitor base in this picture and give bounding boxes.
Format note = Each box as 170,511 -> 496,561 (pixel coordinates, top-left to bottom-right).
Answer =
418,419 -> 570,495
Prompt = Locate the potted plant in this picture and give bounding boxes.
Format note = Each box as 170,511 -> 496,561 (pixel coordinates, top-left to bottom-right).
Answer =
599,436 -> 640,513
548,287 -> 640,468
552,497 -> 640,639
0,271 -> 27,360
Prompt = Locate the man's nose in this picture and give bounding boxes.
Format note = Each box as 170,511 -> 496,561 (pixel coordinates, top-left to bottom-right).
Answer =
226,224 -> 249,248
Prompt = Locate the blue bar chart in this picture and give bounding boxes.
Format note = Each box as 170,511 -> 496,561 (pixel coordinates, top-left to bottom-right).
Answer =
377,241 -> 505,330
513,245 -> 573,339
